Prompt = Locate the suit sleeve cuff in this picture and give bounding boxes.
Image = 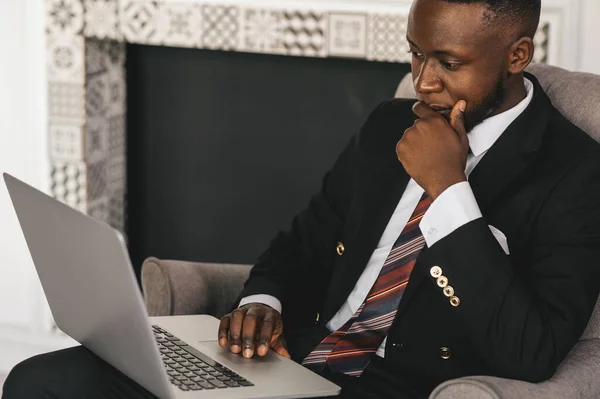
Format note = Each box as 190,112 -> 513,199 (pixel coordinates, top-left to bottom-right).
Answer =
238,295 -> 282,314
420,181 -> 482,247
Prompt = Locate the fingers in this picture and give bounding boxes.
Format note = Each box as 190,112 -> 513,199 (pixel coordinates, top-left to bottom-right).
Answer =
218,314 -> 230,347
228,308 -> 247,354
450,100 -> 467,137
412,101 -> 439,119
241,307 -> 259,358
255,314 -> 275,356
218,304 -> 284,359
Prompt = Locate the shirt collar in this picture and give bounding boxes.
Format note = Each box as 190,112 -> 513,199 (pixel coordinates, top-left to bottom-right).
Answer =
467,78 -> 534,157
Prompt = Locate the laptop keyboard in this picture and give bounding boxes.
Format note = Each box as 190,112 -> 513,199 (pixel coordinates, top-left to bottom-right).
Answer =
152,325 -> 254,391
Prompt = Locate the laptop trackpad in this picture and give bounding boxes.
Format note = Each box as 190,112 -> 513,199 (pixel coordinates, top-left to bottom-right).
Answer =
195,340 -> 282,364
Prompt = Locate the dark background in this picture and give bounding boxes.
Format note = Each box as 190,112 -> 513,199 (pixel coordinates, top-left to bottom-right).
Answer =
126,44 -> 411,276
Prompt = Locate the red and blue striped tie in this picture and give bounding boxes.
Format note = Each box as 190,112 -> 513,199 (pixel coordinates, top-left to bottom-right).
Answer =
302,192 -> 432,376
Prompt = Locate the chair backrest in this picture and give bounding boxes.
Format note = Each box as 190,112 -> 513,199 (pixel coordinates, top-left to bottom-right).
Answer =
395,64 -> 600,340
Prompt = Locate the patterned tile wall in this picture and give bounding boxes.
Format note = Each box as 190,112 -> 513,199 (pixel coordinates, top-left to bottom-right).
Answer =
84,0 -> 120,40
328,13 -> 368,58
46,0 -> 553,235
281,11 -> 327,57
368,14 -> 410,63
201,4 -> 240,50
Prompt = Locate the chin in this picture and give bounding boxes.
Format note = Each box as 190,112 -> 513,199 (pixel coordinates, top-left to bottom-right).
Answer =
437,110 -> 452,121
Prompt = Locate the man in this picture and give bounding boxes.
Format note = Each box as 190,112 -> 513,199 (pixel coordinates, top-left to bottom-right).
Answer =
3,0 -> 600,398
217,0 -> 600,397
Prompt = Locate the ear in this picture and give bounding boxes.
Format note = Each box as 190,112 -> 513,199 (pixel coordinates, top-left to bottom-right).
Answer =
507,37 -> 534,74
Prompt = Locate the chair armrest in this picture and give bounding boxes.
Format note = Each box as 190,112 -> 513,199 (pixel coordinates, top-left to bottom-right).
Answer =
429,339 -> 600,399
141,257 -> 252,318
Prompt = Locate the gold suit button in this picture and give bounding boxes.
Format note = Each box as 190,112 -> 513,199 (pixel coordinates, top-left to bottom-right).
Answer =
430,266 -> 443,278
450,296 -> 461,307
315,313 -> 320,324
436,276 -> 448,288
440,347 -> 452,360
336,242 -> 345,256
443,286 -> 455,297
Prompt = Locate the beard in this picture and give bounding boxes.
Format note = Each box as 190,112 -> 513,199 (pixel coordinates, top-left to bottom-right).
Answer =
462,73 -> 506,133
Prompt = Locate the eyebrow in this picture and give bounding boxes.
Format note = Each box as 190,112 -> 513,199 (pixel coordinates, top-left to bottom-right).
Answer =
406,37 -> 463,58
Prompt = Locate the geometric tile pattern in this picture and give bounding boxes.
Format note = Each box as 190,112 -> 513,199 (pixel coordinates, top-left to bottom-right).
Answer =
108,189 -> 126,232
86,72 -> 109,118
201,5 -> 240,50
48,82 -> 85,121
157,3 -> 203,47
87,196 -> 109,222
119,0 -> 159,44
106,154 -> 126,191
328,13 -> 368,58
87,160 -> 107,201
242,8 -> 283,54
47,35 -> 85,83
49,123 -> 84,161
85,39 -> 108,76
51,161 -> 87,213
83,0 -> 120,40
281,11 -> 327,57
367,14 -> 410,63
47,0 -> 85,35
85,116 -> 109,164
46,0 -> 554,236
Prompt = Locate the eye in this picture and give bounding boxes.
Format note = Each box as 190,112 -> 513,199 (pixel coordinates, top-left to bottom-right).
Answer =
408,50 -> 424,60
441,61 -> 461,70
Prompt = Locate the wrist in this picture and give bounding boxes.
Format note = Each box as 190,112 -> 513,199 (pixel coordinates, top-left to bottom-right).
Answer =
427,174 -> 467,200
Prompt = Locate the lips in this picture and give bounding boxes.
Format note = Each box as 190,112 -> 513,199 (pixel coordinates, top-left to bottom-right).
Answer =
427,104 -> 452,112
426,105 -> 452,120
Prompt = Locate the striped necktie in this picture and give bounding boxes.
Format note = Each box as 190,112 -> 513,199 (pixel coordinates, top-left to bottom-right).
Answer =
302,192 -> 432,376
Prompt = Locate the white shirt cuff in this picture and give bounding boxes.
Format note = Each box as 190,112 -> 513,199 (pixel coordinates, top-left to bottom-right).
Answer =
419,181 -> 482,247
238,295 -> 282,314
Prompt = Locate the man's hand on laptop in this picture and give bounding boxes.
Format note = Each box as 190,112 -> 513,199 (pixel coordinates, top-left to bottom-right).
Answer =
218,303 -> 291,359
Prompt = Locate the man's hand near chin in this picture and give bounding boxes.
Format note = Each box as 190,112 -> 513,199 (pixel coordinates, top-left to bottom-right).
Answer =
218,303 -> 291,359
396,100 -> 470,200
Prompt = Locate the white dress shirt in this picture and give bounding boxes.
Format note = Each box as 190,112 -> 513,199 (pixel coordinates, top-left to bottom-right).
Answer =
241,78 -> 534,358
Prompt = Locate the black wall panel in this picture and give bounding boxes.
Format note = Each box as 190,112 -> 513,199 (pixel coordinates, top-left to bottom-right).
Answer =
126,44 -> 411,275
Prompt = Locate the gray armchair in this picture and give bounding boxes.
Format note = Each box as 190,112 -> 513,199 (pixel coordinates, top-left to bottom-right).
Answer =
141,64 -> 600,398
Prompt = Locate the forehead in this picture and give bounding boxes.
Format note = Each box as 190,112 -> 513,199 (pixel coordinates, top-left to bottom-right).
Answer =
407,0 -> 496,53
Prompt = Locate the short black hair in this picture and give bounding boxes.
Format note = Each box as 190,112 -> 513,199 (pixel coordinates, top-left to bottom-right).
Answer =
443,0 -> 541,38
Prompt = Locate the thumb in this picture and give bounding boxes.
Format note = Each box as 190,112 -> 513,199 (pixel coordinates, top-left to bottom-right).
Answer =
271,335 -> 291,359
450,100 -> 467,136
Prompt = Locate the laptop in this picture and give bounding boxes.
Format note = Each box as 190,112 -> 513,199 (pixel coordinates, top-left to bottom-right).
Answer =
3,173 -> 340,399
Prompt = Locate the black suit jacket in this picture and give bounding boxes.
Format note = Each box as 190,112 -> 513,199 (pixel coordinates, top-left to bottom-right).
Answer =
238,73 -> 600,394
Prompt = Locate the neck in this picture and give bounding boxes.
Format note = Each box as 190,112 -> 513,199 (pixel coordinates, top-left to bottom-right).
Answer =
492,74 -> 527,116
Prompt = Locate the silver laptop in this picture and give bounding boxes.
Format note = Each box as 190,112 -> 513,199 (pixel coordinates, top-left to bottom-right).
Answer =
3,173 -> 340,399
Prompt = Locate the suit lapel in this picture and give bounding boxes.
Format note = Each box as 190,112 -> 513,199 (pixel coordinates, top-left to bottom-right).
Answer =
468,74 -> 550,213
322,154 -> 411,323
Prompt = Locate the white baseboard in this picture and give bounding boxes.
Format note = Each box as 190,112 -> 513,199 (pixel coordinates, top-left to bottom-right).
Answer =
0,325 -> 77,375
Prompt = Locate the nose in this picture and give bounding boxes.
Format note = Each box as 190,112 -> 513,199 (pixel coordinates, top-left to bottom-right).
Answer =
414,61 -> 443,96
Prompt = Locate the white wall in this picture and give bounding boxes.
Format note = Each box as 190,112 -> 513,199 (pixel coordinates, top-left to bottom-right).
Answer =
0,0 -> 49,329
580,0 -> 600,73
0,0 -> 76,374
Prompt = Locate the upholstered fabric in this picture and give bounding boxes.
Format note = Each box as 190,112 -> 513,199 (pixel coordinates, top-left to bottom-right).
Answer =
430,339 -> 600,399
141,257 -> 250,318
